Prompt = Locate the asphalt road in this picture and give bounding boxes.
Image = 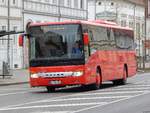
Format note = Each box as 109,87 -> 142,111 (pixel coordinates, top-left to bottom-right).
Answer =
0,73 -> 150,113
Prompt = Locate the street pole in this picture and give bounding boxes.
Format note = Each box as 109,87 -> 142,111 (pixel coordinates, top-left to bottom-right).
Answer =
22,0 -> 25,68
143,0 -> 147,69
139,37 -> 141,68
7,0 -> 10,69
133,4 -> 141,68
58,0 -> 61,21
22,0 -> 24,30
133,4 -> 136,39
115,1 -> 118,23
86,0 -> 88,20
94,0 -> 96,20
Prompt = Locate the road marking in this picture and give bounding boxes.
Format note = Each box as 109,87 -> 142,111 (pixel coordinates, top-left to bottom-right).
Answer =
31,111 -> 72,113
0,102 -> 107,111
68,90 -> 147,97
1,92 -> 83,109
1,89 -> 148,111
2,90 -> 147,109
72,91 -> 150,113
103,87 -> 150,91
0,91 -> 30,97
0,88 -> 40,93
115,84 -> 150,87
0,88 -> 41,91
43,95 -> 132,102
1,84 -> 150,94
1,81 -> 150,111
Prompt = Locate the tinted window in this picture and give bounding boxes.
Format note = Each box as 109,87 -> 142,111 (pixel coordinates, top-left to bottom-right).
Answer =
114,29 -> 134,50
29,24 -> 84,60
82,24 -> 134,51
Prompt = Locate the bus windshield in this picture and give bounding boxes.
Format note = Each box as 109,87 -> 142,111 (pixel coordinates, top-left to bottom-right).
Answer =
28,24 -> 84,67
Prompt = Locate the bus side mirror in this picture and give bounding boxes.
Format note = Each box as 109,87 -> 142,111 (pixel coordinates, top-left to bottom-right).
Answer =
83,33 -> 89,45
18,34 -> 24,47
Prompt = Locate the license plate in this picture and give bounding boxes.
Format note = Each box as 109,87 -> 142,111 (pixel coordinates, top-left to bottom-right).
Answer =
50,80 -> 61,85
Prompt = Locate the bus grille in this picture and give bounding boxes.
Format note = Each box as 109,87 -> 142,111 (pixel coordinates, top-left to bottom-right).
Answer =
37,72 -> 73,78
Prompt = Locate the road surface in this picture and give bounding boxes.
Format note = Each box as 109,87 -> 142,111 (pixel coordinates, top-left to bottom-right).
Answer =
0,72 -> 150,113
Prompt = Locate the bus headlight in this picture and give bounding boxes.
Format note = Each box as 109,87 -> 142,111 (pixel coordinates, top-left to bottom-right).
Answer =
30,73 -> 39,78
72,71 -> 83,77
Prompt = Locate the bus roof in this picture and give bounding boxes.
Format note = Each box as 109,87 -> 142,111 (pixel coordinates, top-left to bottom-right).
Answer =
30,20 -> 133,31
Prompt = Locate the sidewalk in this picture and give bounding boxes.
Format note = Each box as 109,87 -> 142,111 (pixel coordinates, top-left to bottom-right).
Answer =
0,69 -> 29,86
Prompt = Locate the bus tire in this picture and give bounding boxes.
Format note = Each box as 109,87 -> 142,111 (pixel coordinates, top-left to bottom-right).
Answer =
113,66 -> 127,85
46,86 -> 55,92
91,68 -> 101,90
121,66 -> 127,85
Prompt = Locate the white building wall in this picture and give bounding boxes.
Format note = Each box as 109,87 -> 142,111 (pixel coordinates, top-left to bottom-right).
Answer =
88,0 -> 95,20
0,0 -> 23,69
0,0 -> 88,69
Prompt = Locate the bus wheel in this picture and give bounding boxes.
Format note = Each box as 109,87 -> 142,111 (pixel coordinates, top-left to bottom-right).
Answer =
113,67 -> 127,85
91,69 -> 101,90
46,86 -> 55,92
121,66 -> 127,85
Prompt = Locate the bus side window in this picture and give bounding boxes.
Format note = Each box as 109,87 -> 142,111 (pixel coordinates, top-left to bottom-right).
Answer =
115,29 -> 133,50
117,30 -> 125,49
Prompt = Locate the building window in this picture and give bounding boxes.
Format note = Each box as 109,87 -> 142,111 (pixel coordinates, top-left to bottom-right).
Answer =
121,14 -> 127,18
1,0 -> 6,5
2,26 -> 6,31
13,0 -> 16,4
136,23 -> 140,39
111,2 -> 114,6
12,0 -> 18,6
45,0 -> 49,3
52,0 -> 57,4
2,0 -> 5,3
142,23 -> 145,36
129,22 -> 134,29
74,0 -> 78,8
67,0 -> 71,7
59,0 -> 64,6
80,0 -> 84,9
128,15 -> 134,19
98,2 -> 101,5
121,20 -> 126,27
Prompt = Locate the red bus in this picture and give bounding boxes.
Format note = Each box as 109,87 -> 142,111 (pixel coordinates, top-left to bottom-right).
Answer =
21,20 -> 137,92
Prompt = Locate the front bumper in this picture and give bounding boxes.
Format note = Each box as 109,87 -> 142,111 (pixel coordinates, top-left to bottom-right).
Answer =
30,76 -> 85,87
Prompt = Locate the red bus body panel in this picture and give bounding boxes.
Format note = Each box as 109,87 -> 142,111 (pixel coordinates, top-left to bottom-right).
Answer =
30,50 -> 137,87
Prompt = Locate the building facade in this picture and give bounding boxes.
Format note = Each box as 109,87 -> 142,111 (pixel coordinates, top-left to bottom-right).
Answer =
88,0 -> 145,58
0,0 -> 88,69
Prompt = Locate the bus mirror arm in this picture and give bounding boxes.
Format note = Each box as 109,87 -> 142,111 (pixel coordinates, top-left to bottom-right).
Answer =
18,33 -> 29,47
83,33 -> 89,46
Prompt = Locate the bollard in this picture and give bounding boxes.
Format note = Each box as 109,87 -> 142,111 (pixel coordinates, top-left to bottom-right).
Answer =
2,61 -> 10,79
